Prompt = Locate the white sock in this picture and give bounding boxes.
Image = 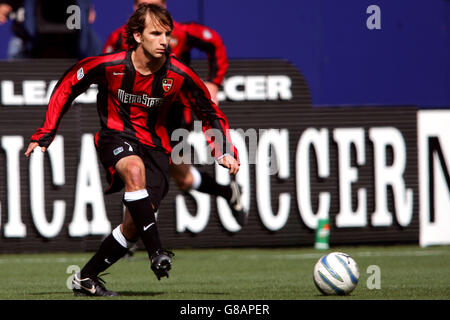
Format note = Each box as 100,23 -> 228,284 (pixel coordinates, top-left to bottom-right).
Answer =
124,189 -> 149,202
112,225 -> 130,249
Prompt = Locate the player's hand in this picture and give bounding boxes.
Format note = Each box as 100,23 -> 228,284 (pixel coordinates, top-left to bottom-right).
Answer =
218,154 -> 239,175
205,82 -> 219,105
24,142 -> 46,157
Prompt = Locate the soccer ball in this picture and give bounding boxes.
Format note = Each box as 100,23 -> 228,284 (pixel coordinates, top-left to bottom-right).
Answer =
313,252 -> 359,295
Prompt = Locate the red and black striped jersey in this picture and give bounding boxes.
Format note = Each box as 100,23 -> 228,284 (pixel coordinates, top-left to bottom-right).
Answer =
103,21 -> 228,86
30,50 -> 237,160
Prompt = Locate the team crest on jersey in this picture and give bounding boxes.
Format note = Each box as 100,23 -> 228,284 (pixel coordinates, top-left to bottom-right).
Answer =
162,78 -> 173,92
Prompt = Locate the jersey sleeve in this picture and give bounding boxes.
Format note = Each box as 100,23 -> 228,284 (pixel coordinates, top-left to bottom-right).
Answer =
183,22 -> 229,85
180,68 -> 238,161
30,56 -> 104,148
103,25 -> 127,53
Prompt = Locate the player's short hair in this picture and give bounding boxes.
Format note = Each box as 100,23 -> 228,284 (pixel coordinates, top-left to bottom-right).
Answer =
125,3 -> 173,51
134,0 -> 167,5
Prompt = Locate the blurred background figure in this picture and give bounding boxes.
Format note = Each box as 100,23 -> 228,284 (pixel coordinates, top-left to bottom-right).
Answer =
0,0 -> 102,59
0,0 -> 27,59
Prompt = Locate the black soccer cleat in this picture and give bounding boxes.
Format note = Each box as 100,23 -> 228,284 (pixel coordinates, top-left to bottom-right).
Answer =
229,180 -> 248,227
151,249 -> 174,280
72,273 -> 118,297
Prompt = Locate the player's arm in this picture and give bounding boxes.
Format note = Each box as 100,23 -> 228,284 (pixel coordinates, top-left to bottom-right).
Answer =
181,71 -> 239,174
103,33 -> 117,54
103,25 -> 127,53
184,22 -> 228,89
204,81 -> 219,105
25,56 -> 102,157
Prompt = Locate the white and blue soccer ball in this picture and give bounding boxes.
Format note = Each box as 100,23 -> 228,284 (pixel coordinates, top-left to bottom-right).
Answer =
313,252 -> 360,295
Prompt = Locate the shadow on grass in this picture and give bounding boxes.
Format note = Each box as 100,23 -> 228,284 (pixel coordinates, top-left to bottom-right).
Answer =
117,291 -> 165,297
170,290 -> 228,296
28,291 -> 164,297
119,290 -> 228,297
29,290 -> 228,298
30,291 -> 71,296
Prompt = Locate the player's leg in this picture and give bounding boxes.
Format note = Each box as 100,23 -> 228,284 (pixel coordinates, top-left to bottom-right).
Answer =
74,193 -> 139,295
121,207 -> 139,258
73,220 -> 138,296
118,154 -> 173,280
72,136 -> 139,296
170,163 -> 247,226
117,155 -> 161,252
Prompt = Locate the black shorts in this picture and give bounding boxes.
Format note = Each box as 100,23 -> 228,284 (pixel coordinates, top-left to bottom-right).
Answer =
95,131 -> 170,210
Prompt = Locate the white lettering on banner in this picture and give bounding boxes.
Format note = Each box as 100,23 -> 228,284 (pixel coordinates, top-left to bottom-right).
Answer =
176,132 -> 211,233
0,80 -> 97,106
215,130 -> 250,232
1,77 -> 290,105
370,128 -> 413,227
68,134 -> 110,237
296,128 -> 331,229
24,81 -> 47,105
0,126 -> 416,239
29,136 -> 66,238
267,76 -> 292,100
334,128 -> 367,227
218,75 -> 292,101
256,129 -> 291,231
245,76 -> 266,100
1,136 -> 26,237
418,111 -> 450,246
1,81 -> 24,105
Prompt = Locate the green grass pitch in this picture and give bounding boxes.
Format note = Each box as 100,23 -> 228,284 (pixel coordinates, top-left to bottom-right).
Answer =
0,245 -> 449,300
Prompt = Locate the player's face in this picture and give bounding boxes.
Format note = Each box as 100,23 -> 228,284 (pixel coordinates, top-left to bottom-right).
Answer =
135,15 -> 172,59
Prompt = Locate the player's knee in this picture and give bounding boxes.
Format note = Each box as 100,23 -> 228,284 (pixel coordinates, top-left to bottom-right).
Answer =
124,162 -> 146,189
126,163 -> 143,178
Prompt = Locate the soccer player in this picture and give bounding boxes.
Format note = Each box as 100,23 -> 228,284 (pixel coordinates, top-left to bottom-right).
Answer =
103,0 -> 247,227
24,3 -> 240,296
